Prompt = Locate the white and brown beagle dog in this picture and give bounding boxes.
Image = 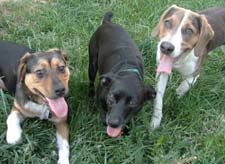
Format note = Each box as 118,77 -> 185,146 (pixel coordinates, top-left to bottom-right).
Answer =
151,5 -> 225,128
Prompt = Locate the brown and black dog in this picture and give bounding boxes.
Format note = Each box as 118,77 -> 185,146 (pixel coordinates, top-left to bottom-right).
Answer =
0,41 -> 70,164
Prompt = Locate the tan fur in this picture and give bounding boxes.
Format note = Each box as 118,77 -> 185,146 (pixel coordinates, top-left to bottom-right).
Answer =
23,56 -> 70,99
54,120 -> 69,139
17,52 -> 31,82
181,19 -> 200,51
194,15 -> 214,71
151,5 -> 183,37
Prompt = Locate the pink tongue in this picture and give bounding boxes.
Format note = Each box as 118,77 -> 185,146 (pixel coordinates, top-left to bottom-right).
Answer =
157,54 -> 174,74
46,97 -> 68,118
107,126 -> 122,137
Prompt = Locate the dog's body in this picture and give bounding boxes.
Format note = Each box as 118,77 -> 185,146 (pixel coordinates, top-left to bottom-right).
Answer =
0,41 -> 70,164
88,12 -> 156,137
151,5 -> 225,128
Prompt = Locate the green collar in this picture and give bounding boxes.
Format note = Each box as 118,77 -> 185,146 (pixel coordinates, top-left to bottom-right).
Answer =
118,68 -> 142,80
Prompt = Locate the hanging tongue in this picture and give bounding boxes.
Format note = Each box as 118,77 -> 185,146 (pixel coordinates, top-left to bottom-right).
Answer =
157,54 -> 175,74
46,97 -> 68,118
107,126 -> 122,137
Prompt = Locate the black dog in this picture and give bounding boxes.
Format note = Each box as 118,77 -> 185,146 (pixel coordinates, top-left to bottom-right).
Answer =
88,12 -> 156,137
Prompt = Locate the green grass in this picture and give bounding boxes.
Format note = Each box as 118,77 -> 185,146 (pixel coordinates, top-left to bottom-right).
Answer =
0,0 -> 225,163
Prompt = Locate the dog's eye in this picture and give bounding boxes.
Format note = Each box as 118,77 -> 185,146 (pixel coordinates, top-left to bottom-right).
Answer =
164,20 -> 172,29
57,65 -> 65,73
184,28 -> 193,35
127,97 -> 137,107
35,69 -> 46,79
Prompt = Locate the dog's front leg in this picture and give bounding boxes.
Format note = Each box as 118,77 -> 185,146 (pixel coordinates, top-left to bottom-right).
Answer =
6,108 -> 24,144
176,74 -> 199,98
151,73 -> 169,128
55,120 -> 70,164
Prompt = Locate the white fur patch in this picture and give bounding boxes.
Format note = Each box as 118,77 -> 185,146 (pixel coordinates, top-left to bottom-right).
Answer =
56,132 -> 70,164
174,49 -> 198,76
24,101 -> 50,119
6,111 -> 23,144
151,73 -> 169,128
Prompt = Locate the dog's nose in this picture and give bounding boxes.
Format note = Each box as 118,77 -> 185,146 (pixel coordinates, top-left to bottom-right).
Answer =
108,117 -> 121,128
54,86 -> 65,97
160,41 -> 175,55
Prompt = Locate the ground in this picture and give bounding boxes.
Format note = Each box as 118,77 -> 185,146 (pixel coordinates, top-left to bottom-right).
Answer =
0,0 -> 225,163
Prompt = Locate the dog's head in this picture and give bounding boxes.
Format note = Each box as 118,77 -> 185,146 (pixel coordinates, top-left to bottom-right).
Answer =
152,5 -> 214,73
100,72 -> 156,137
17,48 -> 70,118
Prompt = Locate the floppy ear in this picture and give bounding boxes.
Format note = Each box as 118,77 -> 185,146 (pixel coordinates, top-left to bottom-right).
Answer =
99,73 -> 113,87
143,85 -> 156,101
17,52 -> 31,82
151,4 -> 178,38
194,15 -> 214,58
47,48 -> 68,61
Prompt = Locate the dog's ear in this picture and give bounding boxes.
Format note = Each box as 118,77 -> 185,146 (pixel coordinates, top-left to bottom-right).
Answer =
99,73 -> 113,87
143,85 -> 156,101
47,48 -> 68,61
151,4 -> 178,38
194,15 -> 214,58
17,52 -> 31,82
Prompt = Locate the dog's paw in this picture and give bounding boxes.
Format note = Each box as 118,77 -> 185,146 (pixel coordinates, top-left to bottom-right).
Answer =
6,125 -> 22,144
176,86 -> 186,99
57,158 -> 69,164
150,116 -> 161,129
6,111 -> 22,144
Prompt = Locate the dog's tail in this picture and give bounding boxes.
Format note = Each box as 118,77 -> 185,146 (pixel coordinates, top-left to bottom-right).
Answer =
103,11 -> 113,24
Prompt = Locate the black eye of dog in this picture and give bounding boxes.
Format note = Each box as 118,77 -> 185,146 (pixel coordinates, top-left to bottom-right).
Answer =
164,20 -> 172,29
58,65 -> 65,73
35,69 -> 46,78
127,97 -> 137,107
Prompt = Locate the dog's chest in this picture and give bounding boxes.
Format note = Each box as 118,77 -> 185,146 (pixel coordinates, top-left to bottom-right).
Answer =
173,50 -> 199,77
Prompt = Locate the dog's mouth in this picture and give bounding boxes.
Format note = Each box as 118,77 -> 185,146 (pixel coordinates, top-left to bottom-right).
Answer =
106,126 -> 122,138
157,54 -> 180,74
33,88 -> 68,118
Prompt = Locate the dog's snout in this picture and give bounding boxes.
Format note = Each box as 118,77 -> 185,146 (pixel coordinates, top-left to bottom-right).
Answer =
54,85 -> 65,97
160,41 -> 174,55
108,117 -> 121,128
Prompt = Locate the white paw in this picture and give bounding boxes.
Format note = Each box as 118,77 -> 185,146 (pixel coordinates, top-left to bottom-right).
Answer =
6,125 -> 22,144
150,115 -> 162,129
6,111 -> 23,144
176,85 -> 187,98
57,158 -> 69,164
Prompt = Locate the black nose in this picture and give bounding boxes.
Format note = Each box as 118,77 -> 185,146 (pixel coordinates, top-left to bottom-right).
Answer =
108,117 -> 121,128
54,86 -> 65,97
160,41 -> 175,55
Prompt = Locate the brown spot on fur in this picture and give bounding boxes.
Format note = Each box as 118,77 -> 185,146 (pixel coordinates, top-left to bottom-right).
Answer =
54,121 -> 69,139
17,52 -> 32,82
151,4 -> 185,38
194,14 -> 214,73
181,18 -> 200,52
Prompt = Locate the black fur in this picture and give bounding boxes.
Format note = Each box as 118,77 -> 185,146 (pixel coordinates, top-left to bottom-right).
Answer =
88,12 -> 156,132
